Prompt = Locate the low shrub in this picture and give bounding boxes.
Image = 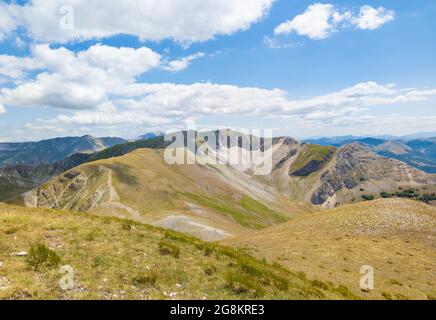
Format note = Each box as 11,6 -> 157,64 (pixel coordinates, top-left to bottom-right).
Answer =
132,269 -> 159,287
426,294 -> 436,300
122,221 -> 132,231
159,241 -> 180,258
311,279 -> 329,290
382,292 -> 393,300
92,256 -> 106,268
387,279 -> 403,286
27,243 -> 61,271
361,195 -> 375,201
224,271 -> 265,297
380,192 -> 392,199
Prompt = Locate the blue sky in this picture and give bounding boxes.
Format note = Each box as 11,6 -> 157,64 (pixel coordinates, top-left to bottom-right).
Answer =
0,0 -> 435,141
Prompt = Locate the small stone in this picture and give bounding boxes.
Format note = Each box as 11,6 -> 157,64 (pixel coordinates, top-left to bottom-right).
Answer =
0,261 -> 3,267
13,251 -> 28,257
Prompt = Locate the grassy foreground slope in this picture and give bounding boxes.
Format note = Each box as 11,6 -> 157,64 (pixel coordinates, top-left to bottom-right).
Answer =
227,199 -> 436,300
0,204 -> 355,300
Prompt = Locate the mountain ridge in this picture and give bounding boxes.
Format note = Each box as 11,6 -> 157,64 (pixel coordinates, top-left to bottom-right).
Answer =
305,136 -> 436,173
0,135 -> 126,167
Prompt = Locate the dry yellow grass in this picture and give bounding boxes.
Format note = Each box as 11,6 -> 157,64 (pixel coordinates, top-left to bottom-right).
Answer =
226,199 -> 436,300
0,203 -> 356,300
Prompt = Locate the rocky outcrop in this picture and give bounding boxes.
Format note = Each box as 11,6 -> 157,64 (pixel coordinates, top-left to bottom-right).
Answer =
311,143 -> 436,206
24,165 -> 112,211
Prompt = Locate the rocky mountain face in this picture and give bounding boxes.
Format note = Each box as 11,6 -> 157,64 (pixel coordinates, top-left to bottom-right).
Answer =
306,136 -> 436,173
309,143 -> 435,207
0,135 -> 125,167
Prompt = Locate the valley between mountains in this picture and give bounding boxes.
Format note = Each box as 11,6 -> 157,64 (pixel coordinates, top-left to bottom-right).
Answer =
0,132 -> 435,300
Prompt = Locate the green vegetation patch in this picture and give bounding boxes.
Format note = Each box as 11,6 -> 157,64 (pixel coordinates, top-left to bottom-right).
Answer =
379,188 -> 436,204
132,269 -> 159,288
26,243 -> 61,271
159,240 -> 181,258
88,136 -> 170,162
290,145 -> 336,176
183,193 -> 286,229
107,163 -> 139,186
361,195 -> 375,201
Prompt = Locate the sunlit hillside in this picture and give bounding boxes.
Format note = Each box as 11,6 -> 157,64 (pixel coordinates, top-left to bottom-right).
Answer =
227,199 -> 436,300
0,203 -> 354,300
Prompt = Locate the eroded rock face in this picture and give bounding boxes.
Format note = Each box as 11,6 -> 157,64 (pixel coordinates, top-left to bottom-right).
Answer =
274,149 -> 298,169
312,144 -> 367,204
311,143 -> 436,206
311,170 -> 342,205
25,165 -> 111,212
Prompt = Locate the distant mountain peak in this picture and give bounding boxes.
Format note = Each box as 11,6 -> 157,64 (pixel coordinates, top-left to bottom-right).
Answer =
137,132 -> 165,141
0,135 -> 126,167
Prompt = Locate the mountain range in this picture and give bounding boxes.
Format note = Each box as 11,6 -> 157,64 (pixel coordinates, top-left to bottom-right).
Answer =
1,131 -> 435,299
13,131 -> 435,237
0,135 -> 126,167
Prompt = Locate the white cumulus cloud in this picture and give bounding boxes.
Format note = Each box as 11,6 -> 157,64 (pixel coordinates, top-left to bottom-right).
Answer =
0,3 -> 19,40
274,3 -> 339,40
353,5 -> 395,30
274,3 -> 394,40
0,44 -> 206,110
0,0 -> 274,43
36,81 -> 436,130
164,52 -> 206,72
